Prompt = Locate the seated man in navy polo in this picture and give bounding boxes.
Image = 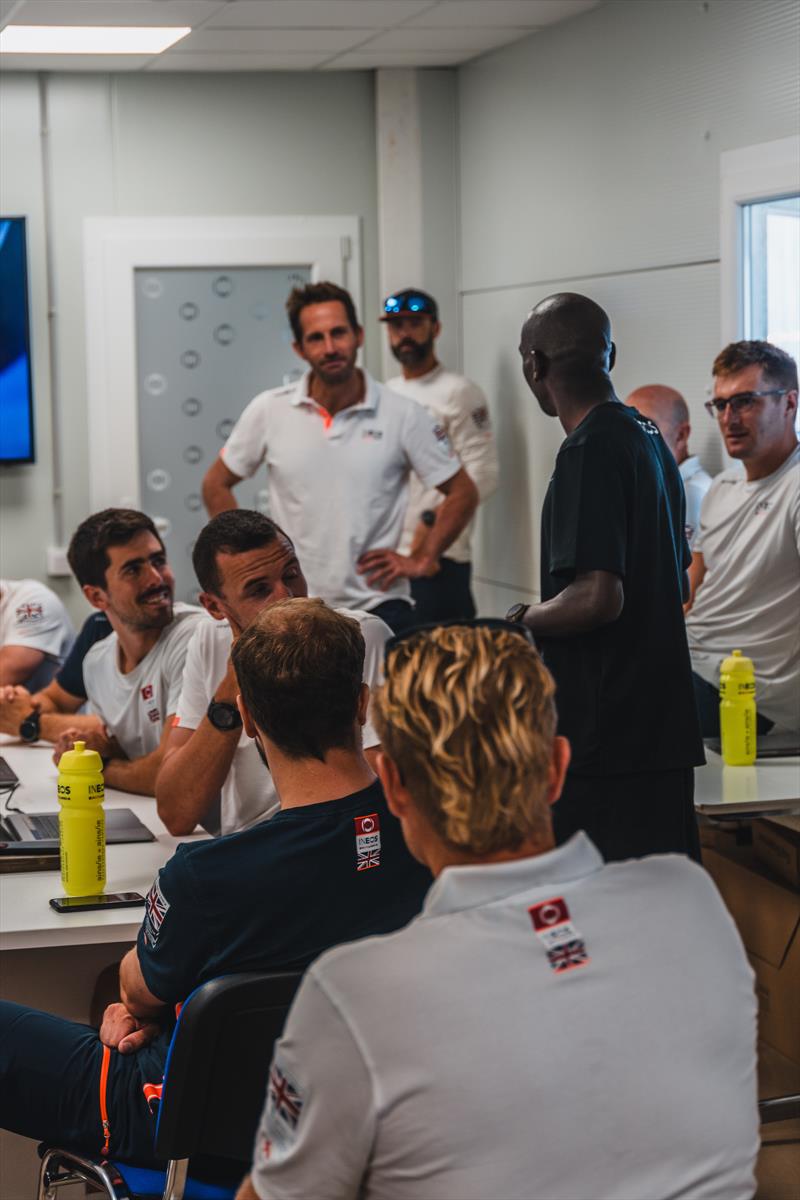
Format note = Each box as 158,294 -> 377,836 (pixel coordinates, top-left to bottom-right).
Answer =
0,598 -> 430,1168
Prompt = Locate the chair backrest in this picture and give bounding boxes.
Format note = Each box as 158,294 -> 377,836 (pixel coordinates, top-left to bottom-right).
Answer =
154,970 -> 304,1165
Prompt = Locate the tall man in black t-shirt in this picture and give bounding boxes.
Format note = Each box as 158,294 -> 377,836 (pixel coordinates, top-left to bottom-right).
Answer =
0,599 -> 430,1168
506,293 -> 704,862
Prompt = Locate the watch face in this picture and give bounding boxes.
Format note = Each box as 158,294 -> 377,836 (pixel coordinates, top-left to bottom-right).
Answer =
208,700 -> 242,731
19,710 -> 40,741
505,603 -> 528,624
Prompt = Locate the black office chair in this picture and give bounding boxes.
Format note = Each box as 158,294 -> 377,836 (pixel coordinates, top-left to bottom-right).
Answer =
759,1094 -> 800,1124
37,969 -> 303,1200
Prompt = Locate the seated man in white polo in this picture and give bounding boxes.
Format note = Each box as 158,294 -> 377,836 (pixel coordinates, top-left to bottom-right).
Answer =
156,510 -> 392,836
237,621 -> 758,1200
0,577 -> 74,691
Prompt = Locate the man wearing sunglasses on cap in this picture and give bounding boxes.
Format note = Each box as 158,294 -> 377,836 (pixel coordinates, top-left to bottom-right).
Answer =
381,289 -> 499,621
685,340 -> 799,737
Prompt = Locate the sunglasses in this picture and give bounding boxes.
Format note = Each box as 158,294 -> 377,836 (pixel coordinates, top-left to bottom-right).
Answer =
384,617 -> 536,666
704,389 -> 787,419
382,294 -> 436,317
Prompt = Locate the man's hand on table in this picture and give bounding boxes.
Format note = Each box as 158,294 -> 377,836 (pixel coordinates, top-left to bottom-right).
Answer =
99,1002 -> 160,1055
0,685 -> 37,736
52,726 -> 118,766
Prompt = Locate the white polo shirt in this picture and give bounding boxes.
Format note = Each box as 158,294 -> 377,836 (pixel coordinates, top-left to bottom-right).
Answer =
174,608 -> 391,835
679,455 -> 712,548
251,834 -> 758,1200
83,603 -> 203,760
687,445 -> 800,731
220,370 -> 459,611
387,366 -> 499,563
0,578 -> 74,691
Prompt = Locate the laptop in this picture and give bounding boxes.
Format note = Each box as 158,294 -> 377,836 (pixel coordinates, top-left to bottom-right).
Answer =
0,807 -> 155,853
704,731 -> 800,760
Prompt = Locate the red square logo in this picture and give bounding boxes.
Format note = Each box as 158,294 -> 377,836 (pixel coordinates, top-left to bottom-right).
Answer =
141,685 -> 154,702
529,896 -> 570,932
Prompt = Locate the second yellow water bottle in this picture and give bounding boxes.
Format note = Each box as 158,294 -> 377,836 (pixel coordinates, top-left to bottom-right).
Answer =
719,650 -> 757,767
57,740 -> 106,896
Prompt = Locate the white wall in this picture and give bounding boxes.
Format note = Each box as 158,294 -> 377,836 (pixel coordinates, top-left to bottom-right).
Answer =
457,0 -> 800,616
0,70 -> 381,621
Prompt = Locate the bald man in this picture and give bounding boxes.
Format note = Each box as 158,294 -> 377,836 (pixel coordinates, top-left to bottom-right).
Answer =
626,385 -> 711,547
506,293 -> 704,863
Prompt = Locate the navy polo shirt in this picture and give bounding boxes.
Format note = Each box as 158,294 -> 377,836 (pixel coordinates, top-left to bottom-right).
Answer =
136,779 -> 431,1006
56,612 -> 112,699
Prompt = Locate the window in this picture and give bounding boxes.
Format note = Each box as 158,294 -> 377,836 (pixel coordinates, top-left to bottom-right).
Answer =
741,195 -> 800,366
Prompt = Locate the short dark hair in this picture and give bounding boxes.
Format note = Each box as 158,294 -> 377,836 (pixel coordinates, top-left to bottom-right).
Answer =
713,340 -> 798,393
192,510 -> 291,595
232,598 -> 365,762
286,281 -> 361,343
67,509 -> 163,589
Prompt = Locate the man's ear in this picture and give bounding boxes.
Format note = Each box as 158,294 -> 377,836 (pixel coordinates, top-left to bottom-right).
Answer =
531,349 -> 547,381
356,682 -> 369,728
355,324 -> 365,349
291,339 -> 306,363
82,583 -> 108,612
546,736 -> 571,807
199,591 -> 227,621
432,319 -> 442,341
237,693 -> 258,740
375,751 -> 411,822
608,341 -> 617,372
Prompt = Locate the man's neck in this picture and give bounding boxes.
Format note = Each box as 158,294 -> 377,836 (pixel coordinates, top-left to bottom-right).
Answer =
113,620 -> 164,675
556,383 -> 618,435
743,434 -> 798,482
308,367 -> 365,416
268,745 -> 376,809
402,354 -> 439,381
426,831 -> 557,879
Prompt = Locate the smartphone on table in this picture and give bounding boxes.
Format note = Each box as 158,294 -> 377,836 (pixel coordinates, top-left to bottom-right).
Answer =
49,892 -> 145,913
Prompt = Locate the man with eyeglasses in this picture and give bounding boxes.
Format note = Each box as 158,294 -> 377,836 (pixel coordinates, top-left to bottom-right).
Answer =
202,281 -> 478,635
381,288 -> 499,621
685,340 -> 799,737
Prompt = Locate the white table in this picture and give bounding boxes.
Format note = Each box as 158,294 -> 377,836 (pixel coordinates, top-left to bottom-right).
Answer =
694,749 -> 800,818
0,737 -> 206,951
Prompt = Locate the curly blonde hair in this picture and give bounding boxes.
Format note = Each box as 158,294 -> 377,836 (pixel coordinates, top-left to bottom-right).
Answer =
373,625 -> 557,855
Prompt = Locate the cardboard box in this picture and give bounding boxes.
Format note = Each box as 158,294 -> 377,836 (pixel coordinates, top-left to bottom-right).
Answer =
752,818 -> 800,889
705,846 -> 800,1067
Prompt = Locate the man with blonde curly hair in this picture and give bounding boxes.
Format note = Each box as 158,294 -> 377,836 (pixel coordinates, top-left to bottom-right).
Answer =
238,622 -> 758,1200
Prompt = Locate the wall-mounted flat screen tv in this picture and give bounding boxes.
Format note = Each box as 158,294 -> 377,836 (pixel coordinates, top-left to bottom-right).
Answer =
0,217 -> 35,464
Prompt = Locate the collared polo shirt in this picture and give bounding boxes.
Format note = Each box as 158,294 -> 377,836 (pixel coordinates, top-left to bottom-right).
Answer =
251,833 -> 758,1200
0,578 -> 75,691
220,370 -> 459,611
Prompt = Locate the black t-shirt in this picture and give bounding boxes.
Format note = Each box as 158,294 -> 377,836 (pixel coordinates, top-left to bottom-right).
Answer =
539,402 -> 704,776
136,778 -> 431,1005
55,612 -> 112,698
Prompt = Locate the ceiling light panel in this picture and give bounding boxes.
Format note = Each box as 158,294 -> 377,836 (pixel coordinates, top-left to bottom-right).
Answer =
0,24 -> 191,52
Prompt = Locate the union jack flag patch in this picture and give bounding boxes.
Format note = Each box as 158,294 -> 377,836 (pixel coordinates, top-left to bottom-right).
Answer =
529,895 -> 590,975
143,877 -> 169,945
268,1064 -> 304,1132
547,938 -> 589,973
16,602 -> 43,623
354,812 -> 381,870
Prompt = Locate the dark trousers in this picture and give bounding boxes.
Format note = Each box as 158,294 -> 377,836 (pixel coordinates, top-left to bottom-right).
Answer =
369,598 -> 417,635
692,671 -> 774,739
552,768 -> 702,864
0,1001 -> 163,1166
410,558 -> 476,624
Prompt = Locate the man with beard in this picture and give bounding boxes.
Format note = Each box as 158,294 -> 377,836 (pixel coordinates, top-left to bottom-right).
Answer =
506,294 -> 704,863
201,282 -> 478,634
50,509 -> 203,796
382,289 -> 498,621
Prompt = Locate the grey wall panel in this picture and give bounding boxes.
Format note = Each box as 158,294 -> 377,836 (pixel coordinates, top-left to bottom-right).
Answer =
459,0 -> 800,293
466,261 -> 721,602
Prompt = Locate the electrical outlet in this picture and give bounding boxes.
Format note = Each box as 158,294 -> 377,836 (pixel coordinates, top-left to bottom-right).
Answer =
46,546 -> 71,577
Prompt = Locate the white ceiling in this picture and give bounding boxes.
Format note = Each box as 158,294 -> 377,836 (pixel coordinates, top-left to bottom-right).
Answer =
0,0 -> 600,72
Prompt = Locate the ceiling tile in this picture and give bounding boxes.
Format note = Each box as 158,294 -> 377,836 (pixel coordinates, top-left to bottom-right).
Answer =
148,49 -> 329,70
172,27 -> 374,52
356,26 -> 529,52
6,0 -> 226,25
1,0 -> 26,29
0,49 -> 152,67
409,0 -> 598,27
322,49 -> 469,69
204,1 -> 435,29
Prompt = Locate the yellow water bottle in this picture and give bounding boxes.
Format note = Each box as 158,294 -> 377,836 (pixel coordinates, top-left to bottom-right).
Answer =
58,740 -> 106,896
719,650 -> 757,766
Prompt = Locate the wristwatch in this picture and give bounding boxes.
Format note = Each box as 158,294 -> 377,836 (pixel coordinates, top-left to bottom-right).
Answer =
505,603 -> 530,625
19,709 -> 41,743
207,698 -> 243,732
420,509 -> 437,528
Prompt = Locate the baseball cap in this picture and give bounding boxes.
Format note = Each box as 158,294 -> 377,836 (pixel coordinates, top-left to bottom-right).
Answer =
380,288 -> 439,321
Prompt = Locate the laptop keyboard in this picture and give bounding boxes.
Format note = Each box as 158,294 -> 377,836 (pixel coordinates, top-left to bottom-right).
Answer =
32,815 -> 60,839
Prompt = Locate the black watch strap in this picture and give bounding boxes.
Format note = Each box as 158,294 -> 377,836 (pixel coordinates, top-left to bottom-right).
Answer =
19,708 -> 41,743
207,698 -> 243,732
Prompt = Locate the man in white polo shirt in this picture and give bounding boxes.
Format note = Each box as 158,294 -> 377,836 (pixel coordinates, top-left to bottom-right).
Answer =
686,340 -> 799,736
625,383 -> 712,547
156,510 -> 391,836
382,288 -> 499,620
201,281 -> 478,633
51,509 -> 203,796
0,578 -> 74,691
238,622 -> 758,1200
